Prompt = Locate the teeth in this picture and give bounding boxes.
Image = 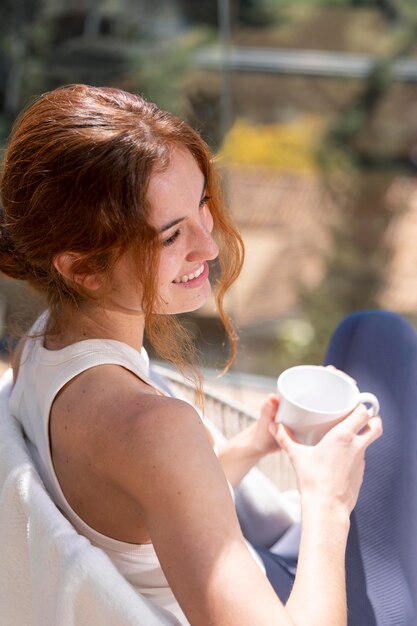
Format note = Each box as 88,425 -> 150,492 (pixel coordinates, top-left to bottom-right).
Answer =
174,263 -> 205,284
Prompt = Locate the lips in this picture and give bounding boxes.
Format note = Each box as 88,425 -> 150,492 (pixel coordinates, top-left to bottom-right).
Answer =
172,262 -> 209,288
173,263 -> 205,284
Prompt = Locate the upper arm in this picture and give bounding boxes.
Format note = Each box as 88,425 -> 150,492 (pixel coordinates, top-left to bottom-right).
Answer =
104,395 -> 289,626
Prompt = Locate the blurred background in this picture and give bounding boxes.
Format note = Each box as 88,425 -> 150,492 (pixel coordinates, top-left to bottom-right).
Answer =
2,0 -> 417,401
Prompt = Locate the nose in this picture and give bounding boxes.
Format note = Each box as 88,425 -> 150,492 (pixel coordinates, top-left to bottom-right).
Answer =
186,212 -> 219,263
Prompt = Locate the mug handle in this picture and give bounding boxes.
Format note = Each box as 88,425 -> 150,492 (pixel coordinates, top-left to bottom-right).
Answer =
358,392 -> 380,417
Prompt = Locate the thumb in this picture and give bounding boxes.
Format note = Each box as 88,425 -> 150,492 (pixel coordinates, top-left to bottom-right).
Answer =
268,422 -> 279,437
268,421 -> 286,442
271,422 -> 300,452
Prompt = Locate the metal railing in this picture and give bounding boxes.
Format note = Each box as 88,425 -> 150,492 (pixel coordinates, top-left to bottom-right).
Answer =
155,366 -> 297,492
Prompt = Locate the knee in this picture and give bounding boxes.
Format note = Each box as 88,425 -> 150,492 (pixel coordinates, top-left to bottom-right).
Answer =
325,309 -> 416,367
334,310 -> 412,339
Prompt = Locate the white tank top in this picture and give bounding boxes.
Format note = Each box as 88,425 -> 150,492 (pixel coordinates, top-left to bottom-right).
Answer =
9,312 -> 264,625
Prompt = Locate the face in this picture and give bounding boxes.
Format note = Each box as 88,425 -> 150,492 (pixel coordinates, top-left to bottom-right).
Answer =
108,147 -> 219,315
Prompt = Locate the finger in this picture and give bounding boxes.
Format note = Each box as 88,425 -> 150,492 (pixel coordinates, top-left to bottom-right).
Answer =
268,422 -> 279,438
260,395 -> 279,421
268,422 -> 281,449
356,415 -> 383,446
325,364 -> 357,385
337,403 -> 375,434
267,394 -> 280,409
270,422 -> 301,452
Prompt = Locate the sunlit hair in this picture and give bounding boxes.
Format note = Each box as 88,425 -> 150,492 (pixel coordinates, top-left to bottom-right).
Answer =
0,84 -> 244,389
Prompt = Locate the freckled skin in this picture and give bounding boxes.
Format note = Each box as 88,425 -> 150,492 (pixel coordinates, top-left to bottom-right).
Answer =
106,149 -> 219,320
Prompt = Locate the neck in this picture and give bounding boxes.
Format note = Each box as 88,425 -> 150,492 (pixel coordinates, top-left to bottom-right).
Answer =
45,304 -> 146,352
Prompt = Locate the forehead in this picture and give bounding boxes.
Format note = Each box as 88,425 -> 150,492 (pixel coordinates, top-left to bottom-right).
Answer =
147,148 -> 205,227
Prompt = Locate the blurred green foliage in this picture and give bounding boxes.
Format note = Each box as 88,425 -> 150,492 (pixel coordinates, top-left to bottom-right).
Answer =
131,29 -> 215,116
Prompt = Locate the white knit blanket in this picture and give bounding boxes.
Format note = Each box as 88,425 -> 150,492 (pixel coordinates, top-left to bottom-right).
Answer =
0,369 -> 180,626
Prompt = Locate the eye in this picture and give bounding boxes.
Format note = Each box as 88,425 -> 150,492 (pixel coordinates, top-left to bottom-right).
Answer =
199,195 -> 211,208
162,229 -> 181,247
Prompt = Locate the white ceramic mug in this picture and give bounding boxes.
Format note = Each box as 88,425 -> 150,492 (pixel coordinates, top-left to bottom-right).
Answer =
276,365 -> 380,445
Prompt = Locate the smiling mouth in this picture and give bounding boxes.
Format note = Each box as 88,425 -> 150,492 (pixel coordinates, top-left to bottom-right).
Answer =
173,263 -> 205,284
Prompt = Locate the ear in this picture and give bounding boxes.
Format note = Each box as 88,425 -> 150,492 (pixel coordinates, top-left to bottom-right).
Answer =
53,252 -> 103,291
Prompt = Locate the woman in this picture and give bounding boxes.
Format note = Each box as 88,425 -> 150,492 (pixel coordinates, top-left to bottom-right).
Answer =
0,84 -> 382,626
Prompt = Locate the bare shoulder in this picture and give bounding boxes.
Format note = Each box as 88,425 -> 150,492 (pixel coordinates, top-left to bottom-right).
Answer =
51,363 -> 208,474
52,362 -> 200,434
51,361 -> 212,501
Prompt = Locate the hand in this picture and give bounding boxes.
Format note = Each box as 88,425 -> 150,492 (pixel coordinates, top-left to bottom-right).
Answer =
249,366 -> 353,460
268,404 -> 383,515
245,394 -> 281,459
325,364 -> 356,386
217,394 -> 281,486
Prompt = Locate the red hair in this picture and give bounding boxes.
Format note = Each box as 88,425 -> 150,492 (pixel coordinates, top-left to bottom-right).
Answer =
0,85 -> 244,381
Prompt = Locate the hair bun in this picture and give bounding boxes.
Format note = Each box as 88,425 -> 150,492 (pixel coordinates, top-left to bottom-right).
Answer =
0,218 -> 30,281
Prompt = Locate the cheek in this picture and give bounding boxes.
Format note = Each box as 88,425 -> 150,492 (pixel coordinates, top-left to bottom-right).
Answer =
204,206 -> 214,233
158,249 -> 180,286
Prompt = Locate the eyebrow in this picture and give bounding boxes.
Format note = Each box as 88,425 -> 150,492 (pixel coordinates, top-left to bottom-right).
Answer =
159,177 -> 207,233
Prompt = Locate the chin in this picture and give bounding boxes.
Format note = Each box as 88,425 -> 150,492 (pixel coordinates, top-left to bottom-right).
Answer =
158,288 -> 211,315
